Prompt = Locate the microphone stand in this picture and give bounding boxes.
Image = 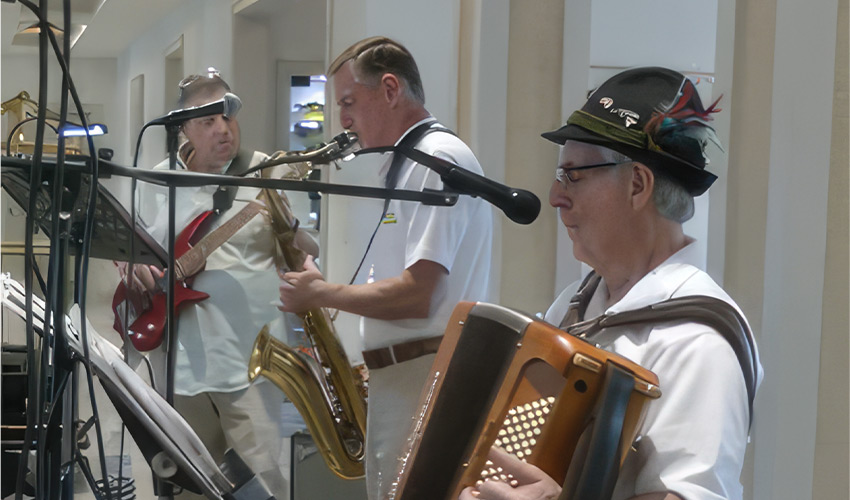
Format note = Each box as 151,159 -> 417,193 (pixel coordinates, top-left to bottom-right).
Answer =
159,122 -> 180,500
164,123 -> 179,408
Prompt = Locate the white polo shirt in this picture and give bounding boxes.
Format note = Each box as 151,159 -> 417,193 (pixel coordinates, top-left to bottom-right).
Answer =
545,240 -> 762,500
357,119 -> 493,350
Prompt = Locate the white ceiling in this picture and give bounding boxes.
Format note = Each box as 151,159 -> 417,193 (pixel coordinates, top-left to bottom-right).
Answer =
2,0 -> 185,59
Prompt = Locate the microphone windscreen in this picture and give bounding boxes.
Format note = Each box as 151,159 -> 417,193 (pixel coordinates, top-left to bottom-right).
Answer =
223,93 -> 242,118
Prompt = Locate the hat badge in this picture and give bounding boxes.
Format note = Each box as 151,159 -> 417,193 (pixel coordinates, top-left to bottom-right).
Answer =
598,97 -> 640,128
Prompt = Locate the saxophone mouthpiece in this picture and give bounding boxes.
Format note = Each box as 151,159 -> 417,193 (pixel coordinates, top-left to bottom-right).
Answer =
330,131 -> 359,162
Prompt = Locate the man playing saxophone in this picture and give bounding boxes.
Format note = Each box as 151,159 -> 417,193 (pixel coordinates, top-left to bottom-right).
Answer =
277,36 -> 494,500
116,69 -> 317,499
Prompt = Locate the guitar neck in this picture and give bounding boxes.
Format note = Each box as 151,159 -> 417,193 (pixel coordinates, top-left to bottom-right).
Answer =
175,202 -> 263,280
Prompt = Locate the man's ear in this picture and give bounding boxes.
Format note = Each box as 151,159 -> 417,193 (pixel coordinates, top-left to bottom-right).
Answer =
381,73 -> 401,106
630,162 -> 654,209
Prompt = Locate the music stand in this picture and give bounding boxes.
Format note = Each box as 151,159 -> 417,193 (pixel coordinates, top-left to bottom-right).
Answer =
1,275 -> 276,500
2,155 -> 168,268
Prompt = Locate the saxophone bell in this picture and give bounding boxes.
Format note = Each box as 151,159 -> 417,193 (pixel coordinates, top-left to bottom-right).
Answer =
249,320 -> 367,480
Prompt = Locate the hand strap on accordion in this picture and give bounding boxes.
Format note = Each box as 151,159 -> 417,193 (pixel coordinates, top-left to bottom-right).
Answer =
562,363 -> 635,500
561,273 -> 758,427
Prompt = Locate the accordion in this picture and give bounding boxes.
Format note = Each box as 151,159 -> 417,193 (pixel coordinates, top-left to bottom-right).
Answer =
389,302 -> 661,500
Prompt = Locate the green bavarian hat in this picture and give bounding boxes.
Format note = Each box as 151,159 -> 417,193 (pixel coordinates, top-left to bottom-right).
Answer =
542,67 -> 723,196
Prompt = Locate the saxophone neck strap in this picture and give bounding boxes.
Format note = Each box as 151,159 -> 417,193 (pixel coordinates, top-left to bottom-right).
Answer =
562,271 -> 758,427
345,120 -> 456,286
353,119 -> 457,191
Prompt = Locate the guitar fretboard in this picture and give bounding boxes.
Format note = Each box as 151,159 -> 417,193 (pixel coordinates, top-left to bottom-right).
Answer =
174,202 -> 263,280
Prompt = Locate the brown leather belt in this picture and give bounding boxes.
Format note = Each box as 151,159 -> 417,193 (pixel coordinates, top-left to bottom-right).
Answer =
362,336 -> 443,370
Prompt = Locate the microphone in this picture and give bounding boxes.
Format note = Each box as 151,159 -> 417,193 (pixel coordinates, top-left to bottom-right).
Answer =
440,162 -> 541,225
146,93 -> 242,127
399,147 -> 541,225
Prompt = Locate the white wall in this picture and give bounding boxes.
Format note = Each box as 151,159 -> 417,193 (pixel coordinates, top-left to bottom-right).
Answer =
752,0 -> 839,497
233,0 -> 328,155
458,0 -> 510,304
113,0 -> 233,174
1,55 -> 120,157
1,56 -> 120,314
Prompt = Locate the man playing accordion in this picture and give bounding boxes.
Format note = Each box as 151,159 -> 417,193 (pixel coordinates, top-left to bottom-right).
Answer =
461,67 -> 763,500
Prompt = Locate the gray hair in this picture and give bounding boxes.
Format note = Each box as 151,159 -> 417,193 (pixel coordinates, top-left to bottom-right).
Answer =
651,171 -> 695,222
599,147 -> 695,222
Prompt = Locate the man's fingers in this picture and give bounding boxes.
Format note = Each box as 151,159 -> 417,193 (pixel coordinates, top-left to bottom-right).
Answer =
474,479 -> 521,500
458,486 -> 480,499
148,265 -> 164,278
303,254 -> 318,271
485,447 -> 547,484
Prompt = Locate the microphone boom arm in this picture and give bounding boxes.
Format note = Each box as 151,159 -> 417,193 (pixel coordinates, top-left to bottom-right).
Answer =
396,145 -> 541,225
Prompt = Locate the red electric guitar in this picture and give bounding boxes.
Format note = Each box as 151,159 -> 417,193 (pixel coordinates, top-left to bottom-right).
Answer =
112,201 -> 263,351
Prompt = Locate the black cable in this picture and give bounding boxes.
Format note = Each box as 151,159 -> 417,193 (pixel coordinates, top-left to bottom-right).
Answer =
5,116 -> 59,156
346,202 -> 388,287
14,1 -> 112,498
45,22 -> 113,500
37,2 -> 73,496
31,254 -> 47,297
74,449 -> 105,500
14,0 -> 48,497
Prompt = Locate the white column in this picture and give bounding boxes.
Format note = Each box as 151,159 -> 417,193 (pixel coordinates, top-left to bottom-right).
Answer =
459,0 -> 510,303
553,0 -> 592,294
752,0 -> 839,498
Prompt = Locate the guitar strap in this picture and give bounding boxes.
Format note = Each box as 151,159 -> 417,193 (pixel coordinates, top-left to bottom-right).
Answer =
213,148 -> 254,213
560,270 -> 758,426
184,149 -> 258,247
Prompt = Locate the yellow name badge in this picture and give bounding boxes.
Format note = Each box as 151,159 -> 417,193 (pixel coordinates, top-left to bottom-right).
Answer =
382,212 -> 397,224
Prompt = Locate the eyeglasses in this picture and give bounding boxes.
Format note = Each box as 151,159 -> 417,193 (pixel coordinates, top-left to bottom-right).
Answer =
554,160 -> 631,185
178,68 -> 222,89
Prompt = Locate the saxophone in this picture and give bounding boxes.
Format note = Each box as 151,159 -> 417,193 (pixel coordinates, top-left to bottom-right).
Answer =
247,138 -> 368,480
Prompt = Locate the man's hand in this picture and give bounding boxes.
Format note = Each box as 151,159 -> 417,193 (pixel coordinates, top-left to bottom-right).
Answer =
456,447 -> 684,500
278,255 -> 328,313
458,447 -> 561,500
278,257 -> 447,319
115,261 -> 164,292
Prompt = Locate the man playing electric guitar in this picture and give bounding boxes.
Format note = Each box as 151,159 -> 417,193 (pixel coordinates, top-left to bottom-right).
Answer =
114,69 -> 317,499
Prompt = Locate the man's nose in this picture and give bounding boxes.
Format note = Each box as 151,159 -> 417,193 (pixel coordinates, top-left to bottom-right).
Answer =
549,180 -> 570,208
214,116 -> 232,134
339,110 -> 352,129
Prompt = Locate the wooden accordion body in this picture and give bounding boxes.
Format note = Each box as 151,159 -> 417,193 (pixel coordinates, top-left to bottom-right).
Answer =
389,302 -> 661,500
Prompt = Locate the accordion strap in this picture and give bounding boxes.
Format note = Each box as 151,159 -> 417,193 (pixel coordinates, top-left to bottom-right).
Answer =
561,271 -> 758,426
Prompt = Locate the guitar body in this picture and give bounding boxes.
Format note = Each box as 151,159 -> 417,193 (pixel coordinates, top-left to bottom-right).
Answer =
112,211 -> 213,351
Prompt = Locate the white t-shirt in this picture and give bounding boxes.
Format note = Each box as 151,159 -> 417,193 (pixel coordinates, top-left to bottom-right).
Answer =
137,151 -> 303,395
545,241 -> 762,500
357,118 -> 493,350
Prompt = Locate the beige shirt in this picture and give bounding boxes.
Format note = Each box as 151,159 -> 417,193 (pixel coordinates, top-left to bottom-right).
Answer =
138,152 -> 304,395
